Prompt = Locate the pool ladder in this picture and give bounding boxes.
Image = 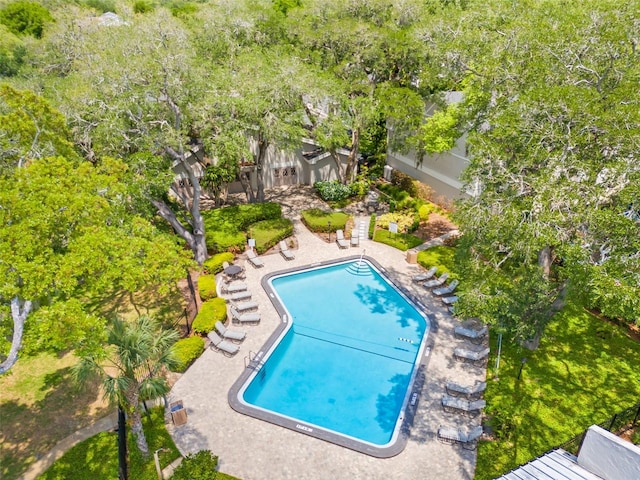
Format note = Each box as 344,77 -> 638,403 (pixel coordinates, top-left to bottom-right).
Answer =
244,350 -> 265,371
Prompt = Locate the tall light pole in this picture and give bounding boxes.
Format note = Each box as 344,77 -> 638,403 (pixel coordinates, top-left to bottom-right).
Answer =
517,357 -> 527,381
118,405 -> 128,480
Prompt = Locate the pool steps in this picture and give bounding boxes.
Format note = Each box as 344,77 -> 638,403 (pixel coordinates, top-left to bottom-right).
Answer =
345,262 -> 373,276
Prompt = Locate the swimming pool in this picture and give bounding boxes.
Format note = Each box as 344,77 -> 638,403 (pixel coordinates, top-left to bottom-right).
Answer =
228,257 -> 430,457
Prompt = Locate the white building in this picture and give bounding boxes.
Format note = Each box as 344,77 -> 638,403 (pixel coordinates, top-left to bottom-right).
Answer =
171,138 -> 350,199
386,91 -> 470,202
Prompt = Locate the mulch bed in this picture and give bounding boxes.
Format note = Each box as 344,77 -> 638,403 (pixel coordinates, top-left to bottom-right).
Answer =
414,213 -> 457,242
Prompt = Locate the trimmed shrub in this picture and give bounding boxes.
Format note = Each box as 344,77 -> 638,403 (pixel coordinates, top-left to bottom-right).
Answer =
300,208 -> 349,233
251,217 -> 294,254
391,170 -> 418,197
368,213 -> 376,239
314,180 -> 351,202
197,274 -> 217,301
418,203 -> 438,220
377,211 -> 419,233
192,298 -> 227,334
203,252 -> 234,274
171,336 -> 205,373
206,230 -> 246,253
171,450 -> 218,480
349,179 -> 370,197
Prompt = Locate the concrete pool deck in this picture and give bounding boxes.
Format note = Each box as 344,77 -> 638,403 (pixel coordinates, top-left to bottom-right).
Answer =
168,200 -> 487,479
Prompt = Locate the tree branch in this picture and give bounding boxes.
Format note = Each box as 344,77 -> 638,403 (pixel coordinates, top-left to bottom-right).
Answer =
0,298 -> 33,375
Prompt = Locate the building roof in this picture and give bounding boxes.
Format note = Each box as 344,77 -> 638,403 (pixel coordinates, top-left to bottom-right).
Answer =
497,449 -> 603,480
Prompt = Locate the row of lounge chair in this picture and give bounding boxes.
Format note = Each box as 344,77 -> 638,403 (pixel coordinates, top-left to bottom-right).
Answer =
412,266 -> 460,307
209,275 -> 265,356
246,239 -> 296,268
335,229 -> 360,249
437,319 -> 490,448
207,322 -> 245,356
437,378 -> 487,448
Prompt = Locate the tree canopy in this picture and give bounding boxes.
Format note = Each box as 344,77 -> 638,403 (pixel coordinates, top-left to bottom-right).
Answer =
1,0 -> 637,353
446,0 -> 640,344
0,152 -> 191,373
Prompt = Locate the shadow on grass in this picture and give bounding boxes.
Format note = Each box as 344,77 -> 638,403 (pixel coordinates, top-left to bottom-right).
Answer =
475,303 -> 640,480
86,284 -> 186,326
1,367 -> 110,480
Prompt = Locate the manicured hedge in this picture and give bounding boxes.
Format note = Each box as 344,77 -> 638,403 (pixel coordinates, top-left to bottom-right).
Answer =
171,336 -> 205,373
203,252 -> 235,274
251,217 -> 294,254
368,213 -> 376,239
192,298 -> 227,334
197,274 -> 217,301
204,229 -> 246,254
300,208 -> 350,233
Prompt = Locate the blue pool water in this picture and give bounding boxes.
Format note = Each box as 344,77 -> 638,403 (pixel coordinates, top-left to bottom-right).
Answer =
240,260 -> 428,447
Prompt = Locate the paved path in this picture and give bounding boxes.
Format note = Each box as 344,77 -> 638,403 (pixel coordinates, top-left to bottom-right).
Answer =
19,413 -> 118,480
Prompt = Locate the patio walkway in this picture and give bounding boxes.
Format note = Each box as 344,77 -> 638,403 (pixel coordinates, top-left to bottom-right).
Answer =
168,188 -> 485,480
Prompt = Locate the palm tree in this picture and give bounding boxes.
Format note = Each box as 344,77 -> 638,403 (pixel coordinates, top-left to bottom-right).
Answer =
73,316 -> 179,458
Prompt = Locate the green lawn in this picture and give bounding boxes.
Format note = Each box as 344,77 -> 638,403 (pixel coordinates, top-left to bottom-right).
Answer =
300,208 -> 350,232
39,406 -> 241,479
250,217 -> 294,254
40,407 -> 180,480
0,352 -> 112,480
475,303 -> 640,479
416,245 -> 457,277
373,229 -> 423,251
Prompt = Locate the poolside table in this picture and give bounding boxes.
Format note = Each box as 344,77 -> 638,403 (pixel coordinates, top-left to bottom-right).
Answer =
224,264 -> 243,278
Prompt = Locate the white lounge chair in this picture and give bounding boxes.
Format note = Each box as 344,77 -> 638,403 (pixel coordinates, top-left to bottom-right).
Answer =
222,281 -> 248,293
350,232 -> 359,247
433,279 -> 459,296
442,295 -> 458,305
279,240 -> 295,260
246,249 -> 264,268
441,395 -> 486,417
412,267 -> 437,283
207,331 -> 240,356
437,425 -> 483,449
423,272 -> 449,289
335,229 -> 349,249
445,381 -> 487,400
454,324 -> 488,344
230,306 -> 261,325
214,321 -> 246,343
233,300 -> 258,312
453,347 -> 490,365
227,290 -> 251,301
